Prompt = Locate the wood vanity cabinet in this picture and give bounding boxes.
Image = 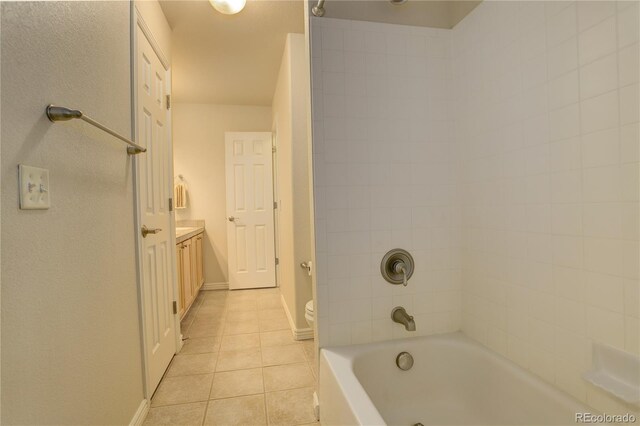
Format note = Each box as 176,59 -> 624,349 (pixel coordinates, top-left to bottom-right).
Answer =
176,231 -> 205,318
176,243 -> 185,317
195,235 -> 204,290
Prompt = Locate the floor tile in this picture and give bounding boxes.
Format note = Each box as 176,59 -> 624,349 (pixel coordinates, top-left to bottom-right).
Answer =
204,290 -> 228,300
153,288 -> 315,424
260,330 -> 298,347
204,394 -> 267,426
263,363 -> 315,392
223,318 -> 260,335
258,316 -> 290,332
220,333 -> 260,351
308,361 -> 318,379
261,345 -> 306,367
195,308 -> 226,319
265,387 -> 316,426
187,319 -> 225,338
227,300 -> 258,312
151,374 -> 213,407
210,368 -> 264,399
257,294 -> 281,310
258,308 -> 287,320
166,353 -> 217,377
228,310 -> 259,321
180,336 -> 221,355
143,402 -> 207,425
228,291 -> 259,302
216,348 -> 262,371
181,307 -> 198,327
302,340 -> 316,361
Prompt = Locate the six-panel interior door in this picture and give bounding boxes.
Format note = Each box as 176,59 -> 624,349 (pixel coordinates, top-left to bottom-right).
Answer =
136,25 -> 176,394
225,132 -> 276,290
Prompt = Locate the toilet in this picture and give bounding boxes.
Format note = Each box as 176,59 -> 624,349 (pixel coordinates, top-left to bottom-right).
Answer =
305,300 -> 314,328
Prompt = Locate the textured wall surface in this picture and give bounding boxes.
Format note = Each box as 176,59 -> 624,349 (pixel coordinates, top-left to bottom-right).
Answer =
454,0 -> 639,415
173,103 -> 272,284
310,17 -> 461,346
1,1 -> 144,423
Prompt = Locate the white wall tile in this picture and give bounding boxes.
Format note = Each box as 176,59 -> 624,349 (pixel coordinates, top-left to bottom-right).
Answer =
585,271 -> 626,313
619,83 -> 640,124
550,137 -> 582,171
625,315 -> 639,354
449,1 -> 637,411
554,265 -> 585,302
548,37 -> 579,79
311,17 -> 459,347
618,43 -> 639,87
577,1 -> 616,32
587,306 -> 625,348
580,90 -> 619,134
583,237 -> 624,275
548,71 -> 580,109
578,16 -> 617,65
312,4 -> 637,412
620,123 -> 639,163
617,2 -> 640,48
547,3 -> 577,47
581,127 -> 620,167
579,53 -> 618,99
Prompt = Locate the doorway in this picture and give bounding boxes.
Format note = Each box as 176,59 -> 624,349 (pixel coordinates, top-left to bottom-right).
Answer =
142,1 -> 318,423
225,132 -> 277,290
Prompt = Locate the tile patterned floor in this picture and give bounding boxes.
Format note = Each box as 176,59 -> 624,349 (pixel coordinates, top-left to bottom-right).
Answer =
144,288 -> 318,426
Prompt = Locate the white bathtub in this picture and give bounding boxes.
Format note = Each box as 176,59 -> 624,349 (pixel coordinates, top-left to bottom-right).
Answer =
319,332 -> 598,425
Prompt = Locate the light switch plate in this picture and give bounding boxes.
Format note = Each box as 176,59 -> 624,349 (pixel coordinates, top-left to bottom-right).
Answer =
19,164 -> 50,210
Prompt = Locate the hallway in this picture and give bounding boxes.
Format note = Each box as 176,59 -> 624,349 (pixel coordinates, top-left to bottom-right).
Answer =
144,288 -> 317,425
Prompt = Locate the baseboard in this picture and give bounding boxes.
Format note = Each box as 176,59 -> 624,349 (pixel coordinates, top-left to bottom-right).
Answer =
202,282 -> 229,291
129,399 -> 149,426
280,294 -> 314,341
294,327 -> 314,340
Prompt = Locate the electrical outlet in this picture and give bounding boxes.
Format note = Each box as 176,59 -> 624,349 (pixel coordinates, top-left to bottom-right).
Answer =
19,165 -> 50,210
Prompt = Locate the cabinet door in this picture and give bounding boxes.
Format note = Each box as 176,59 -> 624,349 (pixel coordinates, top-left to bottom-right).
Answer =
177,244 -> 185,317
195,235 -> 204,288
182,238 -> 193,308
190,236 -> 198,296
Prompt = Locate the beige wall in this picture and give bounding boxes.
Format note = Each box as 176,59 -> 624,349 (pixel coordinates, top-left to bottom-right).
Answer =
1,2 -> 144,423
272,33 -> 313,331
173,104 -> 272,284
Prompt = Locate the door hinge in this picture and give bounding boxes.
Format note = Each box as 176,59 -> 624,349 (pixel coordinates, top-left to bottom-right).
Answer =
166,94 -> 171,110
272,146 -> 277,153
172,301 -> 177,315
275,257 -> 279,266
169,197 -> 173,212
273,201 -> 278,209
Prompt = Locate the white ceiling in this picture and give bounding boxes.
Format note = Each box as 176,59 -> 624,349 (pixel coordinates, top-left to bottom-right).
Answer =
160,0 -> 304,106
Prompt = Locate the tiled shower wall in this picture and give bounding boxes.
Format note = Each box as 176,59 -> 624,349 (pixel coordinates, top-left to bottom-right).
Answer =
310,18 -> 462,346
453,0 -> 639,414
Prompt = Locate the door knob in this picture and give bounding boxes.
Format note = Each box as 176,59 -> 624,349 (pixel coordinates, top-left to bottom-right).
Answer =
141,225 -> 162,238
228,216 -> 237,222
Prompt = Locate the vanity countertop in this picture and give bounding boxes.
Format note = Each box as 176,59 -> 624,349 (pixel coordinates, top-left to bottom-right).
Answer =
175,226 -> 204,244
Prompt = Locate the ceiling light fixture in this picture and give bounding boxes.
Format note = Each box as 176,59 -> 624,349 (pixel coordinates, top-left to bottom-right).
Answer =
209,0 -> 246,15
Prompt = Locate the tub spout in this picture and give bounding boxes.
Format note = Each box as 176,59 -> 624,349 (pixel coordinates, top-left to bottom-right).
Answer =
391,306 -> 416,331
